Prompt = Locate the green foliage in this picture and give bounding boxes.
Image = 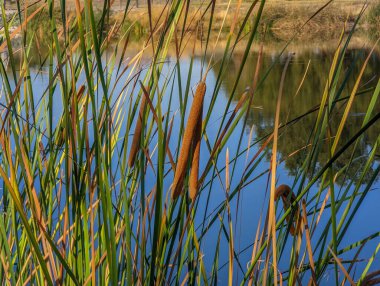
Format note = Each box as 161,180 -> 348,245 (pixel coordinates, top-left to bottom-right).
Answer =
121,18 -> 146,40
0,1 -> 379,285
367,1 -> 380,26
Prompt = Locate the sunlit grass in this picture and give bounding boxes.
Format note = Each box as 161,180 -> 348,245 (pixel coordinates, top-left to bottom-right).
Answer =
0,0 -> 379,285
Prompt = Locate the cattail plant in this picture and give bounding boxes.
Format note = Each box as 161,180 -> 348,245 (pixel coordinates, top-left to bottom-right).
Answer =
128,92 -> 147,168
172,81 -> 206,199
189,112 -> 202,200
275,184 -> 301,236
0,1 -> 379,285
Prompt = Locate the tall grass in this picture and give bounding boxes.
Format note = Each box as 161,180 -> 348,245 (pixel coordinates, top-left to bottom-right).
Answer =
0,0 -> 379,285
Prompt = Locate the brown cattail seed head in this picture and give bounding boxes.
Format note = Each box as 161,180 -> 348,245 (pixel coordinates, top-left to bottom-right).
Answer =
189,113 -> 202,200
172,81 -> 206,199
128,94 -> 147,168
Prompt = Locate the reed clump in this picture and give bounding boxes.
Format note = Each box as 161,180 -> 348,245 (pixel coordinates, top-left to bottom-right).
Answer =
0,1 -> 379,285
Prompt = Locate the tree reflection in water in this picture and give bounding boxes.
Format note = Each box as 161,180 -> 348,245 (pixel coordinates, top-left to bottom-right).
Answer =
214,48 -> 380,185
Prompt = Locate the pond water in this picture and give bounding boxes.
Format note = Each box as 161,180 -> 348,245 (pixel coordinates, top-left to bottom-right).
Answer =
187,45 -> 380,283
1,33 -> 380,284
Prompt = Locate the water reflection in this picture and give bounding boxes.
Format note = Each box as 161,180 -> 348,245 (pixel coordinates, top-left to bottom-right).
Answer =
215,48 -> 380,183
3,35 -> 379,186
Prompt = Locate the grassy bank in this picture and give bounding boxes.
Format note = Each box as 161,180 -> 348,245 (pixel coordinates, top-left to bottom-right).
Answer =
111,1 -> 380,39
2,1 -> 380,40
3,0 -> 380,62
